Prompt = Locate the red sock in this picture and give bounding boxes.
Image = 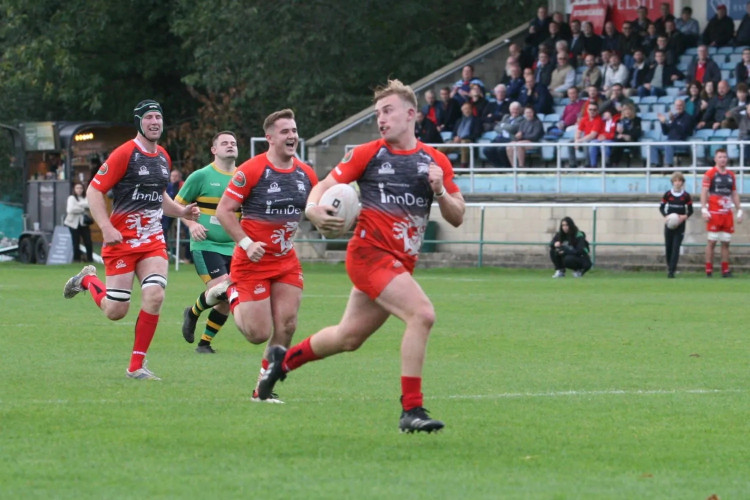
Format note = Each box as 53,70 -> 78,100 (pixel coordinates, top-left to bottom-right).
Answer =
721,261 -> 729,274
261,358 -> 269,371
227,284 -> 239,313
706,262 -> 713,274
283,337 -> 321,372
82,275 -> 106,307
129,310 -> 159,372
401,376 -> 423,411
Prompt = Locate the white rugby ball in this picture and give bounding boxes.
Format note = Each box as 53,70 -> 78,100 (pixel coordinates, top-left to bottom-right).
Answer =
318,183 -> 360,238
665,213 -> 681,229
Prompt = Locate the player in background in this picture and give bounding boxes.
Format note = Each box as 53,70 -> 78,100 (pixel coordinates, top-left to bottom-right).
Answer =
701,149 -> 743,277
63,99 -> 200,379
203,109 -> 317,402
659,171 -> 693,278
177,131 -> 239,353
256,79 -> 466,433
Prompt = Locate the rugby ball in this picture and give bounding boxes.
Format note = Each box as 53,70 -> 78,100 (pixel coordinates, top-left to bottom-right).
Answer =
665,213 -> 681,229
318,183 -> 360,238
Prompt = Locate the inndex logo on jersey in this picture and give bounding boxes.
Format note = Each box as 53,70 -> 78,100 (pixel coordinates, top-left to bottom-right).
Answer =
378,182 -> 428,207
131,187 -> 164,202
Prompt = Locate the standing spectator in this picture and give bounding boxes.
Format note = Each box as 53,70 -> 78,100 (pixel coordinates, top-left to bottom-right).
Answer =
628,49 -> 650,95
698,80 -> 736,130
621,22 -> 643,67
421,90 -> 444,128
685,81 -> 708,122
664,20 -> 685,57
574,101 -> 604,167
653,2 -> 676,35
609,103 -> 642,167
632,6 -> 653,37
525,5 -> 552,58
641,23 -> 659,55
601,22 -> 624,55
549,52 -> 576,98
485,101 -> 523,167
552,11 -> 570,40
519,73 -> 553,115
601,52 -> 630,92
659,172 -> 693,278
542,21 -> 566,55
258,79 -> 466,433
447,101 -> 482,168
701,149 -> 743,277
533,50 -> 554,87
703,5 -> 734,47
483,84 -> 511,131
650,99 -> 694,167
415,110 -> 443,144
686,45 -> 721,87
62,99 -> 201,380
581,21 -> 602,59
734,48 -> 750,86
639,49 -> 685,97
676,7 -> 700,47
439,86 -> 461,132
550,217 -> 592,278
579,53 -> 603,90
570,19 -> 585,63
735,2 -> 750,47
507,106 -> 544,168
450,65 -> 484,104
64,182 -> 93,263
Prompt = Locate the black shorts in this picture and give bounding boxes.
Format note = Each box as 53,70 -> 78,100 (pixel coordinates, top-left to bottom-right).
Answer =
192,250 -> 232,284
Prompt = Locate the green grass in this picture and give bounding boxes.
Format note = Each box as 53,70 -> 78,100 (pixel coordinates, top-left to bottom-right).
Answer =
1,262 -> 749,499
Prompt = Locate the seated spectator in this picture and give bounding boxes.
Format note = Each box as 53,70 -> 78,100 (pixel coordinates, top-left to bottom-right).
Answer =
533,49 -> 554,87
663,20 -> 685,57
724,83 -> 749,129
653,2 -> 676,35
676,7 -> 700,47
627,49 -> 650,96
602,83 -> 637,115
698,80 -> 736,130
445,101 -> 482,168
640,23 -> 659,55
415,111 -> 442,144
609,103 -> 642,166
632,6 -> 652,37
584,84 -> 604,112
735,48 -> 750,86
421,90 -> 444,128
558,86 -> 586,130
650,99 -> 694,167
579,54 -> 603,89
581,21 -> 602,60
685,81 -> 708,122
485,101 -> 524,167
648,35 -> 677,66
602,52 -> 630,92
549,52 -> 576,98
469,83 -> 490,119
507,106 -> 544,168
569,20 -> 585,63
439,86 -> 461,132
552,11 -> 570,41
483,84 -> 511,131
621,22 -> 642,67
519,73 -> 553,115
639,49 -> 685,97
601,22 -> 624,55
702,5 -> 734,47
505,64 -> 525,100
590,110 -> 619,167
728,101 -> 750,161
542,21 -> 566,55
573,101 -> 604,167
686,45 -> 721,87
555,41 -> 573,66
736,2 -> 750,47
550,217 -> 592,278
509,42 -> 532,70
451,65 -> 485,104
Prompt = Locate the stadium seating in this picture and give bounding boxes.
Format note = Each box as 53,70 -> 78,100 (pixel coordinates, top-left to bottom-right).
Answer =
684,47 -> 698,56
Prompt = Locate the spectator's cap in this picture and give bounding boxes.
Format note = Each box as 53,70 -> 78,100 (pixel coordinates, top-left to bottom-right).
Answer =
133,99 -> 163,136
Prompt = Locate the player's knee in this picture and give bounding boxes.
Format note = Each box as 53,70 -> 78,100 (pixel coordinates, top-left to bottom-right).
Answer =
240,326 -> 270,344
104,304 -> 129,321
412,303 -> 436,331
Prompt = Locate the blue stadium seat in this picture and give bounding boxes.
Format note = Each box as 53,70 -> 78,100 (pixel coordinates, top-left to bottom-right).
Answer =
730,129 -> 740,138
543,113 -> 560,123
641,112 -> 659,121
559,98 -> 571,106
685,47 -> 698,56
728,54 -> 743,65
708,47 -> 718,55
640,96 -> 658,106
718,46 -> 734,55
679,54 -> 694,67
665,87 -> 680,97
693,129 -> 714,140
440,131 -> 453,142
650,104 -> 667,114
729,77 -> 738,86
657,95 -> 674,104
537,113 -> 546,122
721,69 -> 731,80
553,105 -> 566,115
481,130 -> 498,141
720,62 -> 735,71
713,128 -> 732,138
641,120 -> 653,132
673,80 -> 687,88
630,96 -> 641,104
734,45 -> 749,53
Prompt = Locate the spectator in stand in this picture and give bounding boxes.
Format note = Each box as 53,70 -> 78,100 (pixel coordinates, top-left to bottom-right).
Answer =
698,80 -> 736,130
469,83 -> 489,120
574,101 -> 604,168
446,101 -> 482,168
507,106 -> 544,168
602,83 -> 637,115
519,73 -> 553,115
639,49 -> 685,97
552,11 -> 571,41
509,42 -> 532,70
701,80 -> 717,104
483,84 -> 511,132
653,2 -> 676,35
421,90 -> 444,128
451,65 -> 485,104
548,86 -> 586,137
533,49 -> 554,87
542,21 -> 566,55
685,81 -> 708,122
590,110 -> 619,167
735,2 -> 750,47
439,86 -> 461,132
641,23 -> 659,55
485,101 -> 523,167
663,20 -> 685,58
621,22 -> 642,68
650,98 -> 694,167
569,20 -> 585,63
723,83 -> 749,129
648,35 -> 677,66
579,53 -> 603,90
602,22 -> 624,55
676,7 -> 700,48
502,56 -> 518,83
687,45 -> 721,87
585,84 -> 604,113
734,48 -> 750,86
609,103 -> 642,167
728,100 -> 750,161
555,41 -> 573,66
602,53 -> 630,92
581,21 -> 603,60
549,52 -> 576,98
505,63 -> 525,101
632,6 -> 652,37
703,4 -> 734,47
525,5 -> 552,49
415,110 -> 443,144
627,49 -> 649,96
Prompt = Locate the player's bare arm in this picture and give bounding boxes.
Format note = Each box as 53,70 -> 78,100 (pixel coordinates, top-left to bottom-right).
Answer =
733,191 -> 743,223
428,163 -> 465,227
86,184 -> 122,246
216,194 -> 266,262
304,175 -> 345,234
700,185 -> 710,220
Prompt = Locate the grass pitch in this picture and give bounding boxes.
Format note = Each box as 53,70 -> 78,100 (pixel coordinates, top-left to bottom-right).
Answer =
1,262 -> 749,499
